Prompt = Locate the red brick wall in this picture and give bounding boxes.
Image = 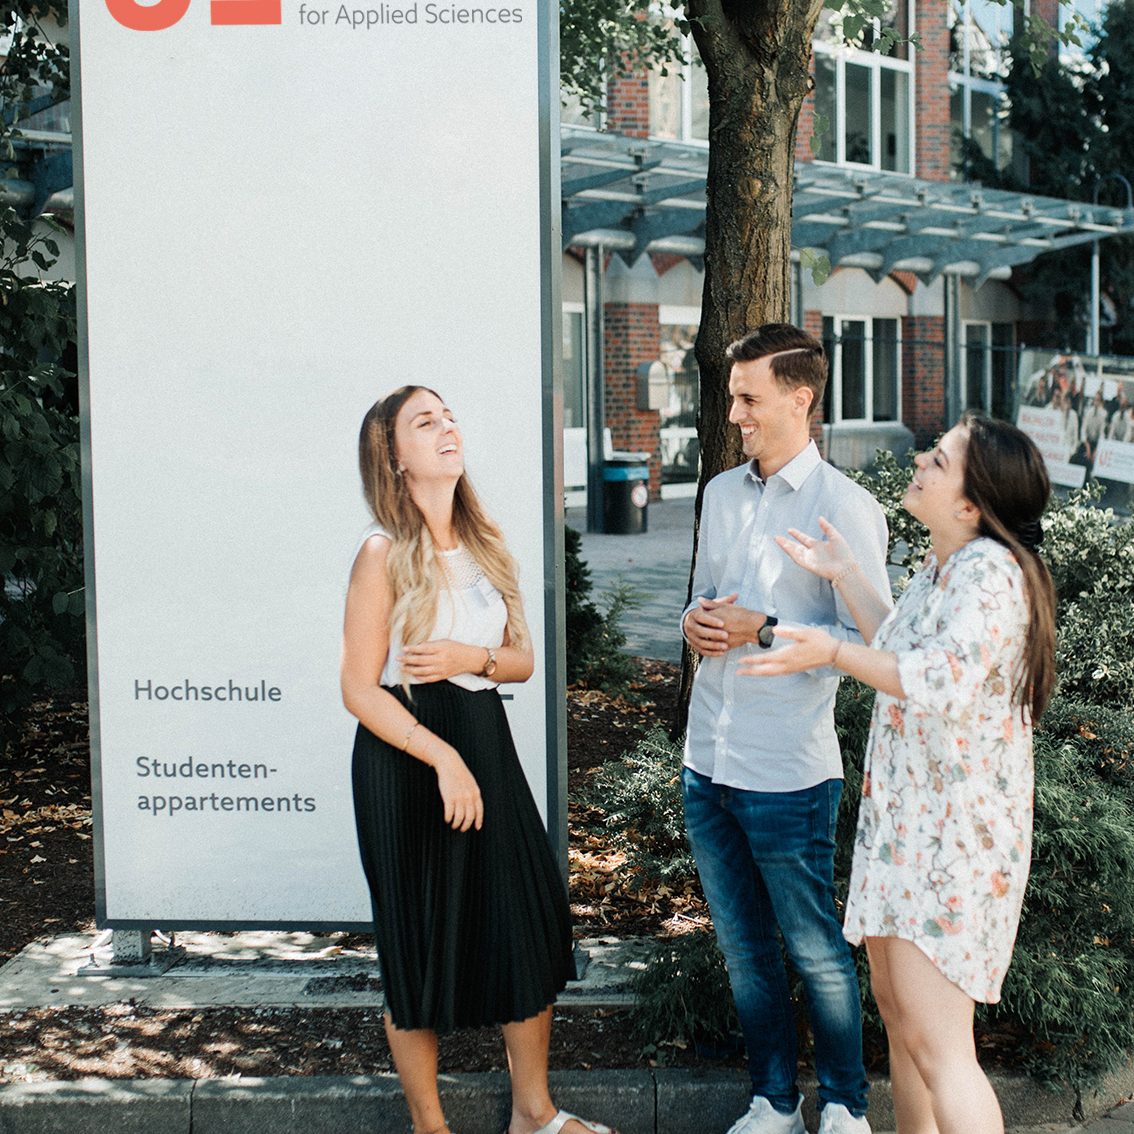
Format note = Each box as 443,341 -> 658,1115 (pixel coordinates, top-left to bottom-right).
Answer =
606,71 -> 650,138
902,315 -> 947,445
1032,0 -> 1059,32
796,80 -> 816,165
916,0 -> 952,182
604,303 -> 662,497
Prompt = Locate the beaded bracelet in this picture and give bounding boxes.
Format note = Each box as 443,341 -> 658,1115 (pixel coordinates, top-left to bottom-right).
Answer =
831,563 -> 860,588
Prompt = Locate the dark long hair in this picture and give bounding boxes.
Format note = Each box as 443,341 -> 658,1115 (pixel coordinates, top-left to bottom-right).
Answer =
960,411 -> 1057,720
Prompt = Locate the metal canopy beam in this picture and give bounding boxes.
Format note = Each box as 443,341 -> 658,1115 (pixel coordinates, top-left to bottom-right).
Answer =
560,126 -> 1134,283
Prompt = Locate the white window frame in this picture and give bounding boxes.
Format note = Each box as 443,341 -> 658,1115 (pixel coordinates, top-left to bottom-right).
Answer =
962,319 -> 1016,416
811,1 -> 916,175
562,303 -> 588,498
963,320 -> 994,411
647,33 -> 709,146
657,305 -> 702,499
948,0 -> 1023,176
825,314 -> 903,426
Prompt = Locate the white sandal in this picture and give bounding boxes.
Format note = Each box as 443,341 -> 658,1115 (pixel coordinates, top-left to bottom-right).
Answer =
532,1111 -> 617,1134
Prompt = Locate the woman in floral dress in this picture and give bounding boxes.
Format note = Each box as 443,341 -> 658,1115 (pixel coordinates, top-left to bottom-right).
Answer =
740,413 -> 1056,1134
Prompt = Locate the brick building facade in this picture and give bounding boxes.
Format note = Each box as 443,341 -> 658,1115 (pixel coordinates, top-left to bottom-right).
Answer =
561,0 -> 1087,506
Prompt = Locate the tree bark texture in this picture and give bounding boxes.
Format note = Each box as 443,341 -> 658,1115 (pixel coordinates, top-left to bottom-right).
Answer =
674,0 -> 826,733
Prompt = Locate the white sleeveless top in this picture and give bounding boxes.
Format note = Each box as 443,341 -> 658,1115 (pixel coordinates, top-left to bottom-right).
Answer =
355,525 -> 508,692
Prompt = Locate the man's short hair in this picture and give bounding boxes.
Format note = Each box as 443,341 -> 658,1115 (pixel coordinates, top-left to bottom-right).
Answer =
726,323 -> 828,416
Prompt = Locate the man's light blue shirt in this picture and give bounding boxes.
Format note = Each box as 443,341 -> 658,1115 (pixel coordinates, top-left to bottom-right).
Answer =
683,440 -> 890,793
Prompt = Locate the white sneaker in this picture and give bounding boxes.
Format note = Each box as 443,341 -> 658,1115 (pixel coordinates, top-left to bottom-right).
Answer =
817,1102 -> 871,1134
725,1095 -> 805,1134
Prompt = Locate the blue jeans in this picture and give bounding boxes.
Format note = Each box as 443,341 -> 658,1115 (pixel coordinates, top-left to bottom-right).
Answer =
683,768 -> 868,1118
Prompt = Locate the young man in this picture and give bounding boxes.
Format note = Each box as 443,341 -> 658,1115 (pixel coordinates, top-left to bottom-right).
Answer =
682,324 -> 890,1134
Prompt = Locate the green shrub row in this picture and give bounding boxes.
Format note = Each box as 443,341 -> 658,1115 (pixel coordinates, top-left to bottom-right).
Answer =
608,451 -> 1134,1091
564,524 -> 642,697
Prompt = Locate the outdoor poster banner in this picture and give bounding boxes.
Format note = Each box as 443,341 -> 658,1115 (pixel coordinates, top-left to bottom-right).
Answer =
73,0 -> 559,927
1016,349 -> 1134,490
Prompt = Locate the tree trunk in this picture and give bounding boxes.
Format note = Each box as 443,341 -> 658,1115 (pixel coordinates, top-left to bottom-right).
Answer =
673,0 -> 825,735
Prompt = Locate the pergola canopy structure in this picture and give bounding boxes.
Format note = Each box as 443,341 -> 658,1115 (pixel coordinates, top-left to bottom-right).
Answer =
561,125 -> 1134,287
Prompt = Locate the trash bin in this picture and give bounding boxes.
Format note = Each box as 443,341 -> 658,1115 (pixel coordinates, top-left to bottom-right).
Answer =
602,452 -> 650,534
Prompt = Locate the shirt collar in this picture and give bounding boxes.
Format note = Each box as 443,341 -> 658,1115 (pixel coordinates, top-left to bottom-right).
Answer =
745,439 -> 822,491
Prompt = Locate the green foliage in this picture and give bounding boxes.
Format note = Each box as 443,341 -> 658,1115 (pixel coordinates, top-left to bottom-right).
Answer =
0,212 -> 81,717
1042,486 -> 1134,707
577,727 -> 694,886
559,1 -> 686,119
1,6 -> 82,721
564,525 -> 641,696
987,696 -> 1134,1088
798,247 -> 831,287
624,452 -> 1134,1086
1,6 -> 70,158
630,927 -> 738,1051
844,447 -> 931,587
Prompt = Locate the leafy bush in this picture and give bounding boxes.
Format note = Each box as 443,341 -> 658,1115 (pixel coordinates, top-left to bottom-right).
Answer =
0,213 -> 82,722
845,448 -> 930,589
626,452 -> 1134,1088
987,696 -> 1134,1089
1,7 -> 82,725
630,927 -> 738,1052
576,728 -> 694,886
564,524 -> 641,696
1042,486 -> 1134,707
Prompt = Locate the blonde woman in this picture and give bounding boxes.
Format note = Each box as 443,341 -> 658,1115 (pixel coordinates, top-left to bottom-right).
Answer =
342,386 -> 614,1134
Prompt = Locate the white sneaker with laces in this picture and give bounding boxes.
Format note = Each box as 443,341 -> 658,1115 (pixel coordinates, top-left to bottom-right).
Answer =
724,1095 -> 805,1134
817,1102 -> 871,1134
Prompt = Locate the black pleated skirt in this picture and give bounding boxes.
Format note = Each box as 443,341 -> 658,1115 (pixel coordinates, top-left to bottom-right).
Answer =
351,681 -> 575,1033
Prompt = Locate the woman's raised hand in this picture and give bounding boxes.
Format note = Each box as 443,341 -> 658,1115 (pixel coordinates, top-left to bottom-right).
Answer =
737,624 -> 840,677
431,744 -> 484,832
776,517 -> 857,581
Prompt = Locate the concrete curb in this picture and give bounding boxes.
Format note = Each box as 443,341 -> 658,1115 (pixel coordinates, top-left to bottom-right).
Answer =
1,1065 -> 1131,1134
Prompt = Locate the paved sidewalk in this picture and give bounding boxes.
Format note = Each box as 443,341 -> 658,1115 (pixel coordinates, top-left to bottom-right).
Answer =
1,929 -> 1131,1132
568,498 -> 696,663
0,1071 -> 1119,1134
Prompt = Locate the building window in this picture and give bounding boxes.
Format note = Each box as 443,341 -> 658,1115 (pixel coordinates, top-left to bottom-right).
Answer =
562,306 -> 588,494
949,0 -> 1024,179
811,1 -> 915,174
822,316 -> 901,424
562,307 -> 586,429
561,89 -> 600,130
658,309 -> 701,487
649,37 -> 710,143
963,321 -> 1016,419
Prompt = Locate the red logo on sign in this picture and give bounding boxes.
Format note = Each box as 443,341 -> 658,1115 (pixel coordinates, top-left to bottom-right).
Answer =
105,0 -> 281,29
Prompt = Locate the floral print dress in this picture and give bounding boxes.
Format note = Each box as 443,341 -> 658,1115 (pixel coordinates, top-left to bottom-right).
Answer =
842,537 -> 1033,1003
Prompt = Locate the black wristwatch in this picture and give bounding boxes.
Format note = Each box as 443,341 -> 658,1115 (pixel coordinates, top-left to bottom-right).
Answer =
757,615 -> 778,649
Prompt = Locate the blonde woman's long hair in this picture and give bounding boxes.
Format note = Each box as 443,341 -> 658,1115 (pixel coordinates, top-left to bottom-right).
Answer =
358,386 -> 530,661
